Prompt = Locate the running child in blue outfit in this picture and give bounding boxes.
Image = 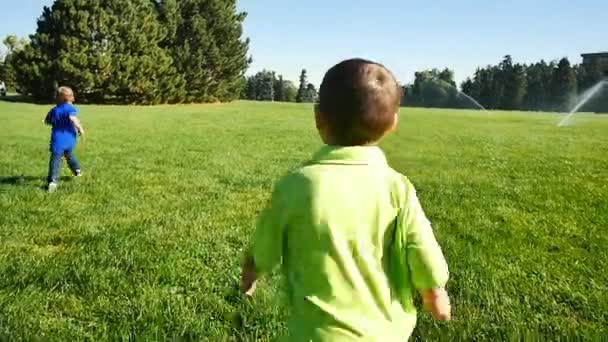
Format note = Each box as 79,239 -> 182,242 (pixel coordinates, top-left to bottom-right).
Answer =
44,86 -> 85,192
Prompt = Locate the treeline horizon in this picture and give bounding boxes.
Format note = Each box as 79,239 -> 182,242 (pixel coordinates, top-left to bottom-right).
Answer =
404,55 -> 607,113
0,1 -> 606,111
238,55 -> 607,113
239,69 -> 317,103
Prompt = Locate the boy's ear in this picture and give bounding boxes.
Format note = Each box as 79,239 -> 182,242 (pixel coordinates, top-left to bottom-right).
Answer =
314,105 -> 324,130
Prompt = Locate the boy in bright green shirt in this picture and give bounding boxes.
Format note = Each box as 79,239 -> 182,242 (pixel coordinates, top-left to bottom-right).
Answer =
241,59 -> 451,341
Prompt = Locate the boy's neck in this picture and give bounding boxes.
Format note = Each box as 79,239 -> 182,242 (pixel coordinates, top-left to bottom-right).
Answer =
325,143 -> 379,148
320,130 -> 387,147
322,136 -> 380,147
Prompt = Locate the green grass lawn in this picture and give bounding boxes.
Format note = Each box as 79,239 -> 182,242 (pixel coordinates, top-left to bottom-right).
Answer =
0,100 -> 607,341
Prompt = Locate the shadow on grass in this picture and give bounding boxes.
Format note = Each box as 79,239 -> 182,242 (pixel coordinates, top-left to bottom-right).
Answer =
0,93 -> 177,105
0,175 -> 71,189
0,94 -> 41,104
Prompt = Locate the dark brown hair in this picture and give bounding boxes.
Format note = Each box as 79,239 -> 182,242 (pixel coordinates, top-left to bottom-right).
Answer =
318,58 -> 401,146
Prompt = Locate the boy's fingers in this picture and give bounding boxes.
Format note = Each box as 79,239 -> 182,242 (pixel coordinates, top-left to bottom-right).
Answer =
244,287 -> 255,297
240,277 -> 256,293
435,300 -> 451,321
422,288 -> 451,321
433,303 -> 451,321
241,285 -> 256,299
240,257 -> 258,297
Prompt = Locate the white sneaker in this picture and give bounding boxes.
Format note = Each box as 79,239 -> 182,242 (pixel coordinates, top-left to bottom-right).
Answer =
47,182 -> 58,193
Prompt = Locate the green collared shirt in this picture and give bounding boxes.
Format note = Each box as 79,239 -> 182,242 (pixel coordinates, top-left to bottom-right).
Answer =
251,145 -> 449,341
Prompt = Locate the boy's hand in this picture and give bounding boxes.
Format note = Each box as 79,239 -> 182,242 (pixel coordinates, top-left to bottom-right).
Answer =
421,288 -> 451,321
240,255 -> 257,297
69,116 -> 84,137
240,270 -> 257,297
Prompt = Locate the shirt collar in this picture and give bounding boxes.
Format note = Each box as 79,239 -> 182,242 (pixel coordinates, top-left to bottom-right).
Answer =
310,145 -> 388,166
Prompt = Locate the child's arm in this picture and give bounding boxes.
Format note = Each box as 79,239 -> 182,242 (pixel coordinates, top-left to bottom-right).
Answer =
69,116 -> 85,136
239,179 -> 289,297
240,254 -> 257,296
421,288 -> 451,321
44,111 -> 52,125
401,180 -> 451,320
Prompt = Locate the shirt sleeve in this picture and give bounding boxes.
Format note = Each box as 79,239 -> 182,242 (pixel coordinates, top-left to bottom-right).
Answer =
250,180 -> 289,275
401,180 -> 449,290
44,110 -> 53,125
67,104 -> 79,116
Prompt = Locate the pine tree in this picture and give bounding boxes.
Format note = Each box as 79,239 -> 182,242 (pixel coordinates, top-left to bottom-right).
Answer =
460,78 -> 474,96
411,71 -> 427,106
243,70 -> 282,101
12,0 -> 184,104
459,78 -> 481,109
437,68 -> 459,107
283,80 -> 298,102
528,60 -> 556,111
488,66 -> 505,110
296,69 -> 308,103
408,69 -> 456,108
1,35 -> 28,91
244,76 -> 256,100
578,59 -> 604,90
463,69 -> 483,104
157,0 -> 250,102
0,60 -> 4,86
305,83 -> 317,103
576,59 -> 607,112
550,58 -> 577,111
524,62 -> 551,111
499,56 -> 527,110
438,68 -> 456,88
153,0 -> 178,42
274,75 -> 284,102
259,70 -> 274,101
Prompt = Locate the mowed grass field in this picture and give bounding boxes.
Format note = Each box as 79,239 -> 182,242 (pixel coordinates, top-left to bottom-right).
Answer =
0,100 -> 607,341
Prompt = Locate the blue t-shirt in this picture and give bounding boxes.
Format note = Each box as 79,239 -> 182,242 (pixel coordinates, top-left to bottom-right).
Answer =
46,103 -> 79,153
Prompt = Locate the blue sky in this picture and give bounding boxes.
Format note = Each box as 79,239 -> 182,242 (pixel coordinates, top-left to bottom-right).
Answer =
2,0 -> 606,85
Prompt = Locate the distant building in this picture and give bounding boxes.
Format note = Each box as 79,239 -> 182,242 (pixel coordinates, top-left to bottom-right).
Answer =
581,52 -> 608,77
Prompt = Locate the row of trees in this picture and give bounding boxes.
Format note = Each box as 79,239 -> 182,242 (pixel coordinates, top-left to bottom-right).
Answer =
402,68 -> 474,109
404,55 -> 607,112
2,1 -> 604,110
3,0 -> 250,104
240,69 -> 317,102
0,36 -> 28,91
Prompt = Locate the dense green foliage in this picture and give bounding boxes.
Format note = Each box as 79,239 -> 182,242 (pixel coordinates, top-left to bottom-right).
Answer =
295,69 -> 317,103
0,35 -> 28,91
405,56 -> 607,113
1,101 -> 607,340
241,69 -> 306,103
404,68 -> 468,109
461,56 -> 604,112
155,0 -> 250,102
8,0 -> 249,104
243,70 -> 275,101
